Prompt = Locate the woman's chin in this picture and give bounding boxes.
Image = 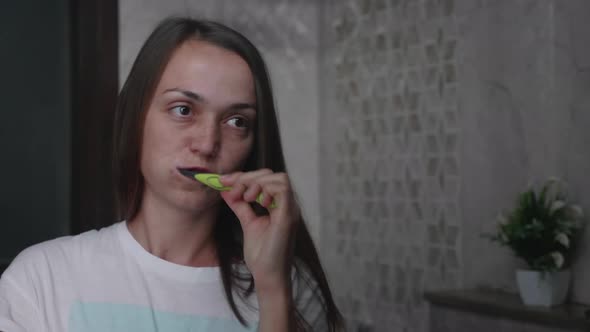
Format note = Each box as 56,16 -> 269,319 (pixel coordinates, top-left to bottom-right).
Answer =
173,189 -> 222,211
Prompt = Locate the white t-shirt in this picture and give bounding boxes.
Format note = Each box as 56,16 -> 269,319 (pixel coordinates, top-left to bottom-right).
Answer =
0,221 -> 326,332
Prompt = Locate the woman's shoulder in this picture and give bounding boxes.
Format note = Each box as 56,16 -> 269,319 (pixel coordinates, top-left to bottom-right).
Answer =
2,222 -> 121,279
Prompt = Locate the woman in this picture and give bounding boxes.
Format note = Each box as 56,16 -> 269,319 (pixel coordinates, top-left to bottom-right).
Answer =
0,18 -> 343,331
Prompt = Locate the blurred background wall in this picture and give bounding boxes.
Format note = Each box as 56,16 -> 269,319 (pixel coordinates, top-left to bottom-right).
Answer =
0,0 -> 118,275
0,0 -> 587,331
321,0 -> 590,331
118,1 -> 590,331
0,0 -> 72,264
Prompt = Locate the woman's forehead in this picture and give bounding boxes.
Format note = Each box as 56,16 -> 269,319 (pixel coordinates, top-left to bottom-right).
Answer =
155,40 -> 255,102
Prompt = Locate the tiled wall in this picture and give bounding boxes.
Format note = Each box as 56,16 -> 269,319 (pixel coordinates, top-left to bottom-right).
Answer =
320,0 -> 462,330
321,1 -> 590,331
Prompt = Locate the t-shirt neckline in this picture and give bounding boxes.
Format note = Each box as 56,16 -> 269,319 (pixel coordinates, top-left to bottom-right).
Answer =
116,221 -> 221,283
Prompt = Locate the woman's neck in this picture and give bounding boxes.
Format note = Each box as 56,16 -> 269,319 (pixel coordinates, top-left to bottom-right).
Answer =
127,191 -> 220,268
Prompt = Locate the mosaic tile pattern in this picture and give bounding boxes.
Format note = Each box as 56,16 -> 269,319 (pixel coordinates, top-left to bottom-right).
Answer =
320,0 -> 462,331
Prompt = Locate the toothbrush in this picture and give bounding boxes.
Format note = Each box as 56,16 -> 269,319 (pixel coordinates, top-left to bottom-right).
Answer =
178,169 -> 278,209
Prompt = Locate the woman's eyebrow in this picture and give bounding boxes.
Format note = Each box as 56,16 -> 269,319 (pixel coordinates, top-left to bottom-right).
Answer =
163,88 -> 205,103
229,102 -> 257,112
163,87 -> 256,111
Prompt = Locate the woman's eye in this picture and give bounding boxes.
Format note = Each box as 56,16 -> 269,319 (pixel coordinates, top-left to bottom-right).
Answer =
227,117 -> 248,129
171,105 -> 192,117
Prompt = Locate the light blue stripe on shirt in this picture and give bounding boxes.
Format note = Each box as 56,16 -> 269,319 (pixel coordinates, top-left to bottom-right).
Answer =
68,301 -> 258,332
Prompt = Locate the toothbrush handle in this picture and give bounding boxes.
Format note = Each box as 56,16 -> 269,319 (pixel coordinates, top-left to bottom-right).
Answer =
255,193 -> 278,209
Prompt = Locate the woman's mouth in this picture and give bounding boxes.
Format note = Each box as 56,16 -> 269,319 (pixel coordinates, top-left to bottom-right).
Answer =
177,166 -> 212,174
176,167 -> 214,183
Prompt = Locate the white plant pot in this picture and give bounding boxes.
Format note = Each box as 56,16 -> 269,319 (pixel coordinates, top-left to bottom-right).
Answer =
516,269 -> 570,307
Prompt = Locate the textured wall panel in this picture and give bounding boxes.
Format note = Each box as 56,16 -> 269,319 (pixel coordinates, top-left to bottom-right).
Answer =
320,0 -> 462,331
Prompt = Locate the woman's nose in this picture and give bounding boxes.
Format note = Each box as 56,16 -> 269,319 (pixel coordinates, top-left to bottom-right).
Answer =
189,120 -> 220,158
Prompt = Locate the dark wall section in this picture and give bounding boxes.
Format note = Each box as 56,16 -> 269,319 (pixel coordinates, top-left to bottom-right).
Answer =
0,0 -> 72,263
70,0 -> 118,235
0,0 -> 118,273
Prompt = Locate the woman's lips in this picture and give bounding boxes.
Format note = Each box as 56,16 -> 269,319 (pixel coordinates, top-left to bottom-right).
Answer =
177,166 -> 212,173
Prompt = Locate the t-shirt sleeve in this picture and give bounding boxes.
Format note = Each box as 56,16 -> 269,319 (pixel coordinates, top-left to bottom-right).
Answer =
292,264 -> 329,332
0,250 -> 44,332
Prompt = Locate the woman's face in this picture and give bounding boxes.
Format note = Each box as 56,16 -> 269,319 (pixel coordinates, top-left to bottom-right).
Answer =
140,39 -> 256,213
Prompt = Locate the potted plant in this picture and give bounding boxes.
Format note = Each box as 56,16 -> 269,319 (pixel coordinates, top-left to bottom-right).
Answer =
487,177 -> 585,307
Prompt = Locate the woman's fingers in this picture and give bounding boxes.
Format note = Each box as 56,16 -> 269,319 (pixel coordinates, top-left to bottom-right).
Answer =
256,183 -> 289,211
221,169 -> 301,292
249,174 -> 292,208
220,183 -> 257,225
221,168 -> 273,186
221,170 -> 300,226
243,183 -> 263,202
223,169 -> 269,199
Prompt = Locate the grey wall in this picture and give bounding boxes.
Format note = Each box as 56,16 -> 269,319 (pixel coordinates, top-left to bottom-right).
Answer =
119,0 -> 322,243
0,0 -> 71,263
120,1 -> 590,331
458,0 -> 590,305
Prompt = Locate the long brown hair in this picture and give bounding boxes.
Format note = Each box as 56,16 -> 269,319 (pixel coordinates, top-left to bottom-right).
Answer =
112,17 -> 343,331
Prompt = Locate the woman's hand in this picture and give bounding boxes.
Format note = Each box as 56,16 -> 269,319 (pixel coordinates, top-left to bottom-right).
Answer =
220,169 -> 300,294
